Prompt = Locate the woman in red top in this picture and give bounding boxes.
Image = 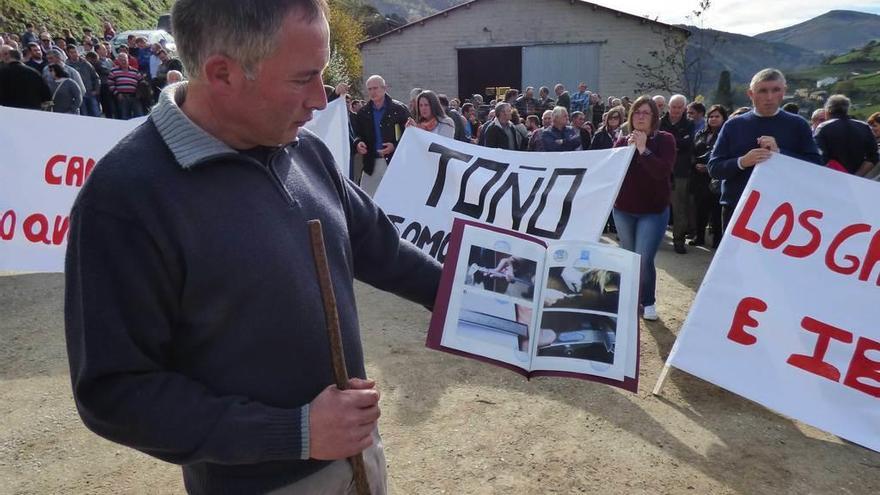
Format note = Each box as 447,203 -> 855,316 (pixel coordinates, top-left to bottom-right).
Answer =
612,96 -> 676,320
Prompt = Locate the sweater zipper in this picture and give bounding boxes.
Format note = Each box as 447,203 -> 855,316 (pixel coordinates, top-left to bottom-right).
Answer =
252,149 -> 296,207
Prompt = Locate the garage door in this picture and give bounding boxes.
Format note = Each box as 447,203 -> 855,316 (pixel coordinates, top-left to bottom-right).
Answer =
522,43 -> 600,95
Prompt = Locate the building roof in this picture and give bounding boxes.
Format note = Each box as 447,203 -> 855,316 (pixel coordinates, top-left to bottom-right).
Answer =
358,0 -> 691,47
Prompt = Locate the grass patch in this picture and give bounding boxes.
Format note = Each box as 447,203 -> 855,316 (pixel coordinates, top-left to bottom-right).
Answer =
1,0 -> 173,36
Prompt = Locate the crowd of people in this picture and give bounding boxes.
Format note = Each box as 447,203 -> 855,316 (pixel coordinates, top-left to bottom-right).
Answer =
0,22 -> 185,118
3,1 -> 871,492
2,19 -> 879,325
345,69 -> 880,320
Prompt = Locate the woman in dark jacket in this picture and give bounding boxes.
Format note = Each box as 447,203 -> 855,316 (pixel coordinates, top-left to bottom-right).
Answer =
689,104 -> 728,248
612,96 -> 676,321
590,105 -> 625,150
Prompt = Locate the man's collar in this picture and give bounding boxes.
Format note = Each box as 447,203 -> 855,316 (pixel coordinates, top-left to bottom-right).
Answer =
150,82 -> 249,169
753,107 -> 781,118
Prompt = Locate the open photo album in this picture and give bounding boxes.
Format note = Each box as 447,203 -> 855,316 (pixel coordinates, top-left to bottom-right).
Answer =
427,219 -> 641,392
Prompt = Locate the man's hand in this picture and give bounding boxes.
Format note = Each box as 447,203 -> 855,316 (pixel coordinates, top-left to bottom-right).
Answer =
756,136 -> 779,152
740,148 -> 773,168
309,378 -> 380,460
335,83 -> 349,97
695,163 -> 708,173
379,142 -> 395,157
356,141 -> 368,155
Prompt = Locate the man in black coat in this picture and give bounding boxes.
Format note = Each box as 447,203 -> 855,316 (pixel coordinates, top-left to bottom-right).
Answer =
352,74 -> 410,196
484,102 -> 524,150
0,49 -> 51,109
660,94 -> 695,254
814,94 -> 879,176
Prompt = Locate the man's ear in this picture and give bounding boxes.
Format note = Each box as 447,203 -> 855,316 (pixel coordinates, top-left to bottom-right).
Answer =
202,54 -> 246,95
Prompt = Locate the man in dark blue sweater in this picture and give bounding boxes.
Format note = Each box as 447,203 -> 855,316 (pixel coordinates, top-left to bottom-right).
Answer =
64,1 -> 440,493
708,68 -> 822,230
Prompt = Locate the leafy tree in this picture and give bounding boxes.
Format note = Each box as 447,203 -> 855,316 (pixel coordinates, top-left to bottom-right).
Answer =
327,1 -> 365,92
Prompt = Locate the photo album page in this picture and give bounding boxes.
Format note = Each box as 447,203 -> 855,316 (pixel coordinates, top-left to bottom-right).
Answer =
427,219 -> 640,392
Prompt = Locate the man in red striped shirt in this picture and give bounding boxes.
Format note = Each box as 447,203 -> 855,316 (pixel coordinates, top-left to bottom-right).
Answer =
108,52 -> 143,119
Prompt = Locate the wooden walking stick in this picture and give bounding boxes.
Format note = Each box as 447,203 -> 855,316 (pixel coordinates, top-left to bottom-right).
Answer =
307,220 -> 372,495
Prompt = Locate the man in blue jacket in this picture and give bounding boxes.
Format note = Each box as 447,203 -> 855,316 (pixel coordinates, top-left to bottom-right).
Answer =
708,68 -> 821,231
64,1 -> 440,493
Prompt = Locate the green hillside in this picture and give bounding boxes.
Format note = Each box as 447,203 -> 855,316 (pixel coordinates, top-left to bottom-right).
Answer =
830,40 -> 880,64
1,0 -> 173,36
787,41 -> 880,120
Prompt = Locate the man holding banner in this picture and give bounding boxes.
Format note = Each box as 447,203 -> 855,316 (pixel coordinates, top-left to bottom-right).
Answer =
708,68 -> 821,230
64,1 -> 440,493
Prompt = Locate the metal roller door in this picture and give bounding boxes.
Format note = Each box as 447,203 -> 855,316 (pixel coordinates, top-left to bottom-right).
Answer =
521,43 -> 600,94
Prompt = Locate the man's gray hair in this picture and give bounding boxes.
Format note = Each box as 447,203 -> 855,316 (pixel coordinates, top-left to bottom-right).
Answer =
669,94 -> 687,106
551,105 -> 568,120
750,68 -> 786,89
172,0 -> 328,80
824,94 -> 850,116
495,102 -> 511,114
366,75 -> 386,87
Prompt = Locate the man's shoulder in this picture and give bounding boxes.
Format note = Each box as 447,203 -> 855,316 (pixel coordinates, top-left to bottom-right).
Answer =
775,110 -> 810,128
76,120 -> 175,210
387,98 -> 408,112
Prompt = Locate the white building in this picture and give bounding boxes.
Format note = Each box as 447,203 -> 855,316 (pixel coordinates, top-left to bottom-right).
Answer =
358,0 -> 690,101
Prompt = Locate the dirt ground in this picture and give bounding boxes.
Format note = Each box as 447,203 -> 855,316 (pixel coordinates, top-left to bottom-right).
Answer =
1,232 -> 879,494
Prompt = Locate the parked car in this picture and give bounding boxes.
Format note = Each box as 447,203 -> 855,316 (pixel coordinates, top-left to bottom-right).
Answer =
111,30 -> 177,56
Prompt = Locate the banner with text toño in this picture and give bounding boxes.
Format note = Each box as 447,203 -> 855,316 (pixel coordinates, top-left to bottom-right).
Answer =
374,128 -> 634,263
0,99 -> 350,273
665,154 -> 880,452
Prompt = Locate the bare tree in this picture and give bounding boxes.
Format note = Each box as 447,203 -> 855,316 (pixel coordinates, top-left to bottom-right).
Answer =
624,0 -> 721,99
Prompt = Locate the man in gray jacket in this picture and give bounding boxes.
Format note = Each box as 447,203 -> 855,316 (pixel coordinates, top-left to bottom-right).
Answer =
64,44 -> 100,116
41,49 -> 84,96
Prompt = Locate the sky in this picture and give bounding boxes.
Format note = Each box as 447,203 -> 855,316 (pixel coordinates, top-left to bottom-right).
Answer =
587,0 -> 880,35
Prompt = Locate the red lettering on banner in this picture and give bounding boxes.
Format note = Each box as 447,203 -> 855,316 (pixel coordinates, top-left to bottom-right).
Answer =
843,337 -> 880,398
1,210 -> 16,240
21,214 -> 69,245
857,230 -> 880,286
23,213 -> 51,244
825,224 -> 871,275
44,154 -> 66,185
760,202 -> 795,250
782,210 -> 823,258
787,317 -> 853,382
65,156 -> 85,186
43,155 -> 97,187
52,216 -> 70,245
726,297 -> 768,345
731,190 -> 762,243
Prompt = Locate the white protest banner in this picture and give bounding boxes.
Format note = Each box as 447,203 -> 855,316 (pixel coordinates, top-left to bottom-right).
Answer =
0,100 -> 351,273
374,128 -> 634,262
664,154 -> 880,452
304,96 -> 351,178
0,107 -> 142,273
